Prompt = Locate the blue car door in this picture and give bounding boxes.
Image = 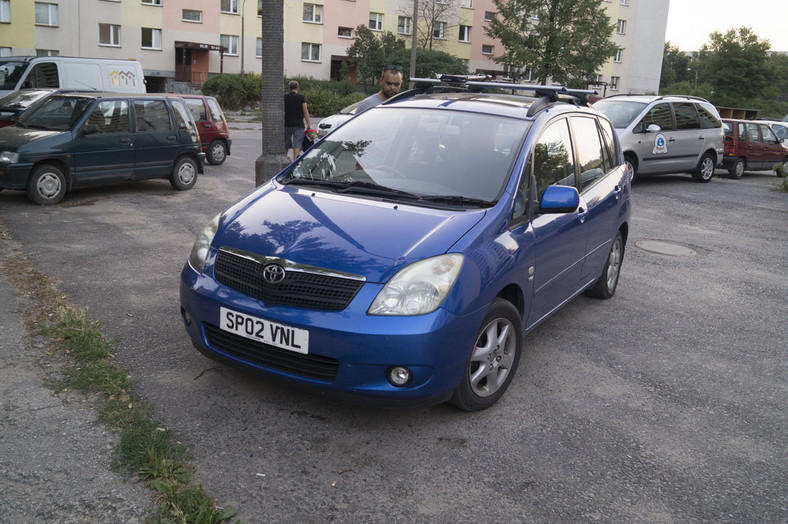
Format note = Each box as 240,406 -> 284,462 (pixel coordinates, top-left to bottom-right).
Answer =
526,118 -> 587,327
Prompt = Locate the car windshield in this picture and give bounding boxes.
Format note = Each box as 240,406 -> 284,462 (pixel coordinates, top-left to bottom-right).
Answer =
593,100 -> 648,129
18,95 -> 92,131
0,60 -> 29,91
0,89 -> 53,110
282,107 -> 529,206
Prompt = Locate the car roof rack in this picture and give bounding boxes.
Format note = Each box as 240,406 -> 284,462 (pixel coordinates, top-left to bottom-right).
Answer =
604,93 -> 711,103
387,74 -> 597,117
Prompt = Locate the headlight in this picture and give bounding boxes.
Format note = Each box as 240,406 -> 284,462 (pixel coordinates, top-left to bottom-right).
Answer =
188,213 -> 220,273
368,254 -> 464,316
0,151 -> 19,164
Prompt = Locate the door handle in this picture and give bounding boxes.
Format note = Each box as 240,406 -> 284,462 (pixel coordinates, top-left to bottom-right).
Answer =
668,138 -> 676,142
203,124 -> 211,128
119,138 -> 131,144
167,135 -> 176,141
577,207 -> 588,223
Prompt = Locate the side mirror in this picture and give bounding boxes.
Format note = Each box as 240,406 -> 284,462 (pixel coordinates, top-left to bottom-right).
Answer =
646,124 -> 661,133
540,185 -> 580,214
82,124 -> 99,135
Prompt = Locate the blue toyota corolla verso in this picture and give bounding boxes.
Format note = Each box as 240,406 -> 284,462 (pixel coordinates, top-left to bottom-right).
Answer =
180,76 -> 631,411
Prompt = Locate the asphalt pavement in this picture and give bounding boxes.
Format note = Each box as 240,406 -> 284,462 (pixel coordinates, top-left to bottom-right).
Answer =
0,129 -> 786,523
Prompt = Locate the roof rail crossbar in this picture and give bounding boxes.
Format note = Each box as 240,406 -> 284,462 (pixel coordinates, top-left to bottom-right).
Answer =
408,75 -> 596,105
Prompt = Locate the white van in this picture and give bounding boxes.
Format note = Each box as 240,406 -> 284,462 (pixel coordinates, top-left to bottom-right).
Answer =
0,56 -> 146,98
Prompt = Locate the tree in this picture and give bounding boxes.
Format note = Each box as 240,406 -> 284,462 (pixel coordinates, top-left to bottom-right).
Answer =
401,0 -> 461,50
659,42 -> 692,89
388,47 -> 470,78
347,26 -> 406,89
694,27 -> 772,107
484,0 -> 618,85
255,0 -> 290,185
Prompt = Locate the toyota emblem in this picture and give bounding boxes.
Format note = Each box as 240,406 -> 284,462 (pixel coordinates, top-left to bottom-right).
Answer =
261,264 -> 286,284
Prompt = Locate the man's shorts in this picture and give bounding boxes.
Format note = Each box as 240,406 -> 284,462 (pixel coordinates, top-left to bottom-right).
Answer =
285,127 -> 305,149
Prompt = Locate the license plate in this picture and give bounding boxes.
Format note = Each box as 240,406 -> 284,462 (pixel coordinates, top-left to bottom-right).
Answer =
219,307 -> 309,354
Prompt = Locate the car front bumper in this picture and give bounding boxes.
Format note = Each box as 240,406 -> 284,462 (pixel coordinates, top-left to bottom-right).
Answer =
179,263 -> 484,407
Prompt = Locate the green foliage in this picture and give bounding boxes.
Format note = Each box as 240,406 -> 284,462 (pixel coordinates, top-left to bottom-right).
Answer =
201,74 -> 260,110
485,0 -> 618,85
387,48 -> 469,79
661,42 -> 692,87
285,76 -> 366,117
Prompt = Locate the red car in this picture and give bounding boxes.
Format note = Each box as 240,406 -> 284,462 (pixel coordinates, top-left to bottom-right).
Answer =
175,94 -> 231,165
721,118 -> 788,179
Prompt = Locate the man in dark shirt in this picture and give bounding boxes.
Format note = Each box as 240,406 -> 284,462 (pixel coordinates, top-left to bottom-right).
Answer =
284,80 -> 312,160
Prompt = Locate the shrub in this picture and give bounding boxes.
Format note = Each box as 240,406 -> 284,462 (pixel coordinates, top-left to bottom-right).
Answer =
201,74 -> 260,110
286,76 -> 365,117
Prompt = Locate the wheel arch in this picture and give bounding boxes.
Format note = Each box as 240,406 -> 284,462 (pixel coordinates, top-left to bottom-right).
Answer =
33,159 -> 73,190
177,152 -> 204,174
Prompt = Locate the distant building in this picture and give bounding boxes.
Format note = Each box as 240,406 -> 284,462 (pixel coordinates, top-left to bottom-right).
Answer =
0,0 -> 667,95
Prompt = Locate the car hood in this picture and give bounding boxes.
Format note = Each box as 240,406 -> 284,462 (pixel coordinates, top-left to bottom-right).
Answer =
0,125 -> 63,148
215,186 -> 486,282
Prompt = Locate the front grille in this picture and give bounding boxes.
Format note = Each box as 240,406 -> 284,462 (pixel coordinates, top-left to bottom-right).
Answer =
205,323 -> 338,380
214,249 -> 364,311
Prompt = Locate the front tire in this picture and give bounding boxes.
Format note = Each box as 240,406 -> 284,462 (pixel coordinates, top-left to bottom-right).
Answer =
586,231 -> 625,299
692,152 -> 715,183
728,158 -> 745,179
449,298 -> 523,412
170,157 -> 198,190
27,164 -> 66,205
206,140 -> 227,165
624,154 -> 638,183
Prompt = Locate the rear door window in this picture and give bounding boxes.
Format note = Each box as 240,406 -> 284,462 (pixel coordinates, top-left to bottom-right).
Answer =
641,103 -> 673,131
134,99 -> 172,132
745,123 -> 761,142
86,100 -> 130,133
673,102 -> 700,130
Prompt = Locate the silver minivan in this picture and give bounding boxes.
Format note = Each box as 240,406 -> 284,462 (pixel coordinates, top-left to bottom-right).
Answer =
593,95 -> 724,183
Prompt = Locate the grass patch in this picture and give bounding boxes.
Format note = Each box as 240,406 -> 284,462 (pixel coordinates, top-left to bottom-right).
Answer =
2,233 -> 238,523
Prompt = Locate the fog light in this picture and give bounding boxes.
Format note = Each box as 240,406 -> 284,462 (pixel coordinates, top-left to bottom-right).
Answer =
181,307 -> 192,327
387,366 -> 412,387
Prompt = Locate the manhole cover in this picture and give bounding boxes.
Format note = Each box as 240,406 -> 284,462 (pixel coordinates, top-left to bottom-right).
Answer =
635,240 -> 697,256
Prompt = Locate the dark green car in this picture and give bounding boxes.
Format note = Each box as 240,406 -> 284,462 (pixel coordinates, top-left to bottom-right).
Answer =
0,92 -> 204,204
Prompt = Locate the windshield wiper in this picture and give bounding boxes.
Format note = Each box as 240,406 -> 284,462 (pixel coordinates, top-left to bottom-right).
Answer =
419,195 -> 494,207
282,178 -> 421,200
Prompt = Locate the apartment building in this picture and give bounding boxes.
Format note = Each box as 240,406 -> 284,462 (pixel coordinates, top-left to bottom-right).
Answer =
0,0 -> 668,95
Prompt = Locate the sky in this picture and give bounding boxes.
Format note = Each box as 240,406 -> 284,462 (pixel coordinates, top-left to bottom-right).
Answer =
664,0 -> 788,53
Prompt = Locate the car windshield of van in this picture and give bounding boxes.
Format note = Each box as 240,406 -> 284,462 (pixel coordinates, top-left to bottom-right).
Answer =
592,100 -> 648,129
18,95 -> 92,131
0,60 -> 29,91
281,107 -> 528,207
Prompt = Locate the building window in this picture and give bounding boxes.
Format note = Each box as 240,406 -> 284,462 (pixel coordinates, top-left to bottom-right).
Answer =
484,11 -> 495,22
459,25 -> 470,43
611,76 -> 620,91
620,0 -> 629,5
257,0 -> 262,16
35,2 -> 58,26
616,19 -> 626,34
433,21 -> 446,40
36,49 -> 59,56
369,12 -> 383,31
0,47 -> 11,57
99,23 -> 121,46
182,9 -> 202,23
397,16 -> 411,35
256,38 -> 262,58
141,28 -> 161,50
481,44 -> 494,55
301,42 -> 321,62
0,0 -> 10,23
614,49 -> 623,62
595,74 -> 603,83
221,0 -> 238,15
220,34 -> 239,55
338,26 -> 353,38
141,0 -> 162,5
461,0 -> 473,8
303,3 -> 322,23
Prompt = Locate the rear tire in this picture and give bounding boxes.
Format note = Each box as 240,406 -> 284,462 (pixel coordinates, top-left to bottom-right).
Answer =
206,140 -> 227,165
728,158 -> 745,179
27,164 -> 66,205
692,152 -> 715,183
586,231 -> 624,299
449,298 -> 523,412
170,157 -> 198,190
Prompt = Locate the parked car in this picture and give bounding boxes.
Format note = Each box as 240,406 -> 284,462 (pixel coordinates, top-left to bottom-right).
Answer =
0,88 -> 62,128
721,119 -> 788,179
180,76 -> 631,411
593,94 -> 723,182
0,92 -> 204,205
175,94 -> 231,165
764,120 -> 788,141
317,101 -> 359,138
